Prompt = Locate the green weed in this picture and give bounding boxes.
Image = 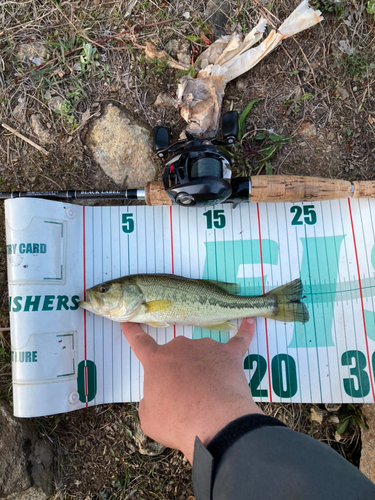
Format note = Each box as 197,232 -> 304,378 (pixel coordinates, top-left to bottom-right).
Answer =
138,55 -> 169,80
283,92 -> 313,114
224,99 -> 291,176
367,1 -> 375,20
179,66 -> 196,78
311,0 -> 345,17
54,100 -> 78,131
79,42 -> 100,75
339,53 -> 375,82
337,404 -> 367,435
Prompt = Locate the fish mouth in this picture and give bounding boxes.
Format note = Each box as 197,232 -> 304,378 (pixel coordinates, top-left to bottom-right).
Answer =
79,290 -> 103,312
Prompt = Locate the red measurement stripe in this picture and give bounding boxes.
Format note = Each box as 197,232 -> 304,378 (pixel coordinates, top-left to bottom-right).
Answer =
83,207 -> 88,406
256,203 -> 272,402
348,199 -> 375,402
169,206 -> 176,338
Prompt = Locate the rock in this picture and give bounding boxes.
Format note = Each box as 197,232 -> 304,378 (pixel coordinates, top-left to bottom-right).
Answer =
360,404 -> 375,483
177,42 -> 191,66
17,42 -> 48,65
154,93 -> 178,108
325,403 -> 341,412
47,96 -> 65,112
4,487 -> 47,500
12,99 -> 27,123
164,39 -> 190,65
329,415 -> 340,424
0,401 -> 53,497
205,0 -> 231,39
335,431 -> 343,441
336,87 -> 350,100
165,39 -> 179,58
131,420 -> 166,456
298,121 -> 317,139
84,103 -> 158,187
311,407 -> 325,424
236,79 -> 246,91
30,115 -> 55,145
338,40 -> 354,55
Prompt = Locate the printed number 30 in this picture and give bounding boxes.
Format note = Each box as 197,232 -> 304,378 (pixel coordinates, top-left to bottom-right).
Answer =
290,205 -> 317,226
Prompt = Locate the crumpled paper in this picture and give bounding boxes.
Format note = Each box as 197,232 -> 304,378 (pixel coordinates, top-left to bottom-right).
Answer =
147,0 -> 323,138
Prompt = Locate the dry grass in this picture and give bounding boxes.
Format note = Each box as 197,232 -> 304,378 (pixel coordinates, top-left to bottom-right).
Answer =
0,0 -> 374,498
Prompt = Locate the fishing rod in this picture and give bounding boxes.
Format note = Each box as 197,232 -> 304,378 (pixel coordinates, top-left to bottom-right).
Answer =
2,177 -> 374,206
1,111 -> 374,206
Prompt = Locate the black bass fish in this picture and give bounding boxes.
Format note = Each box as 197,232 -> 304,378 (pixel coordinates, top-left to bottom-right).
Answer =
79,274 -> 309,330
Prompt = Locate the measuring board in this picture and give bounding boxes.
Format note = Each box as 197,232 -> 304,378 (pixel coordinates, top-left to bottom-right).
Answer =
5,197 -> 375,417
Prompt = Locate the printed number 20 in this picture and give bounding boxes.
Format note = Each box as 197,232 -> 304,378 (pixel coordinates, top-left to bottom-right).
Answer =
122,213 -> 134,233
290,205 -> 317,226
203,209 -> 226,229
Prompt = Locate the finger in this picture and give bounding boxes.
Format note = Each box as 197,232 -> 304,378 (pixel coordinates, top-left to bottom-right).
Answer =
227,317 -> 256,357
121,322 -> 158,364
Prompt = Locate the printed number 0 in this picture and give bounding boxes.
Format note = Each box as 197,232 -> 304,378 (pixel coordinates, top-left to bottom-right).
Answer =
290,205 -> 317,226
122,213 -> 134,234
203,209 -> 226,229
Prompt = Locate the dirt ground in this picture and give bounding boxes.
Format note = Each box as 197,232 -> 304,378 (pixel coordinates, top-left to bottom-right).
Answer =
0,0 -> 374,498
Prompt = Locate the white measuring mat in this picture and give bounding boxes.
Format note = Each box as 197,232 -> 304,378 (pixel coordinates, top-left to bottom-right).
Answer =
5,197 -> 375,417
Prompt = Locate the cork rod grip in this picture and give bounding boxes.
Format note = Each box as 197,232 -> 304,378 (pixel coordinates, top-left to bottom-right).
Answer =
250,176 -> 352,203
145,181 -> 172,206
352,181 -> 375,199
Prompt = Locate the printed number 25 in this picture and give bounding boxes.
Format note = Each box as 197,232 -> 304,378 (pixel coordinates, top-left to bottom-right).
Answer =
122,213 -> 134,233
290,205 -> 317,226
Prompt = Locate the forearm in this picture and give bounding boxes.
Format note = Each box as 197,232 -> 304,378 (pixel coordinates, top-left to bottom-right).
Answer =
192,414 -> 375,500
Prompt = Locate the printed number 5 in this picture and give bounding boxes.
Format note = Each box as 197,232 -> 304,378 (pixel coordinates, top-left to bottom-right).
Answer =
290,205 -> 317,226
122,213 -> 134,234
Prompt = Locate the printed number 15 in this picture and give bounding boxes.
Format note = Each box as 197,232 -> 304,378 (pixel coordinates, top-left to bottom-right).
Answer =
290,205 -> 317,226
203,209 -> 226,229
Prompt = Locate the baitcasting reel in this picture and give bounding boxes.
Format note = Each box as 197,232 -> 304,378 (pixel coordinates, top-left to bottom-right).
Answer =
151,111 -> 250,207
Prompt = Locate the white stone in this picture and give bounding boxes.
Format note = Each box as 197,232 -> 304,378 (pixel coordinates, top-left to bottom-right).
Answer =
84,103 -> 158,187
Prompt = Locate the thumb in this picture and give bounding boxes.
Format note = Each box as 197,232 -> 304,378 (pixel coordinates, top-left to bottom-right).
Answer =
227,317 -> 256,357
121,322 -> 158,365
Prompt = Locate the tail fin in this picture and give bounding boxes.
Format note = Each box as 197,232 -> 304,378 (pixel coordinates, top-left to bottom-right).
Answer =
265,278 -> 309,323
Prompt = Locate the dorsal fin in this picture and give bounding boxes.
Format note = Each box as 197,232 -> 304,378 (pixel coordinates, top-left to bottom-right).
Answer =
202,279 -> 241,295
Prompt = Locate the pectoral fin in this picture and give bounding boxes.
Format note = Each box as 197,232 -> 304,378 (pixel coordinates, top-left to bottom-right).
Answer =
202,280 -> 241,295
145,300 -> 173,313
201,321 -> 237,331
145,321 -> 170,328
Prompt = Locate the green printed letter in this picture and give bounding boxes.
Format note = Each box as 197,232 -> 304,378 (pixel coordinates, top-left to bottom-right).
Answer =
288,235 -> 345,348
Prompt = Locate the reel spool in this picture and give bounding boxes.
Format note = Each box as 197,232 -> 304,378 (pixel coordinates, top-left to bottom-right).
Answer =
152,111 -> 250,207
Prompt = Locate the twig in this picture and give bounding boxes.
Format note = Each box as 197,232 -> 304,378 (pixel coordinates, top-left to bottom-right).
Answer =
94,18 -> 178,45
292,37 -> 317,87
281,46 -> 304,90
8,18 -> 177,87
1,123 -> 50,156
0,328 -> 10,332
250,0 -> 278,29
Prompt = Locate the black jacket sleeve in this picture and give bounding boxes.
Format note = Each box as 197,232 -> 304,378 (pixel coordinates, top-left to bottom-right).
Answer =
192,414 -> 375,500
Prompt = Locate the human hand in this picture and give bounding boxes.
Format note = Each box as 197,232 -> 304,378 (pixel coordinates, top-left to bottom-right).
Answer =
120,318 -> 263,463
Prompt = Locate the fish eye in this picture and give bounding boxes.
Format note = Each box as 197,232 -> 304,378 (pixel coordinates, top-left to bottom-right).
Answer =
99,285 -> 108,293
